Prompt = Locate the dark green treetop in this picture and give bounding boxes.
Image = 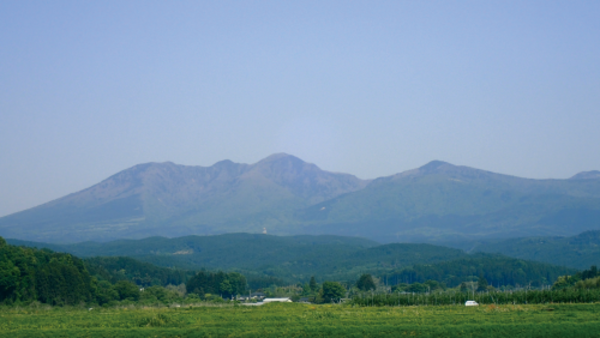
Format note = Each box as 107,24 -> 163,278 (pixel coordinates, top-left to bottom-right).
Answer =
319,281 -> 346,303
477,276 -> 489,292
356,273 -> 376,291
309,276 -> 318,292
186,271 -> 246,298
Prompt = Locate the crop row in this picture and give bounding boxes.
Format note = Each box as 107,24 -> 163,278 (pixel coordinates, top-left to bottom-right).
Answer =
351,289 -> 600,307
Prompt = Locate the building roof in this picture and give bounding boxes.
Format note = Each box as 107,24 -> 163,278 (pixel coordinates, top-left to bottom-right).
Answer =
263,298 -> 292,303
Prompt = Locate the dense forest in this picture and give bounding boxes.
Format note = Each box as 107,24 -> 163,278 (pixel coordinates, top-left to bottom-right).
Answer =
84,256 -> 194,287
6,234 -> 467,283
0,237 -> 93,305
552,265 -> 600,290
0,236 -> 289,306
1,234 -> 595,308
186,271 -> 247,298
0,237 -> 211,306
382,253 -> 575,288
445,230 -> 600,269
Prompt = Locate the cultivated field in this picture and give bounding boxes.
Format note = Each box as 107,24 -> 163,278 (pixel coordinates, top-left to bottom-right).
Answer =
1,303 -> 599,337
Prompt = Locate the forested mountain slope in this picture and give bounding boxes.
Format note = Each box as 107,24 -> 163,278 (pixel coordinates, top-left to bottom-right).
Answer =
383,253 -> 576,288
7,233 -> 378,261
6,233 -> 578,288
84,256 -> 194,287
7,233 -> 465,282
444,230 -> 600,270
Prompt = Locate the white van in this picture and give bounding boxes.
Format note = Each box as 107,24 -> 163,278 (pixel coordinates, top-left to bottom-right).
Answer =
465,301 -> 479,306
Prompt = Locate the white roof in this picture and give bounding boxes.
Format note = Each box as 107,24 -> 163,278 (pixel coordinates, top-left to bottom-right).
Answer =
263,298 -> 292,303
241,297 -> 293,306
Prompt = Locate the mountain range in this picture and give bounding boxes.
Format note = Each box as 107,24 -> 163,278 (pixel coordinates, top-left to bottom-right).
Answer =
1,153 -> 599,243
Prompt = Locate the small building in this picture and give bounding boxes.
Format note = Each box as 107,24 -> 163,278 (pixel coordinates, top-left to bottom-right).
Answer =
238,292 -> 266,301
263,298 -> 292,303
241,297 -> 293,306
465,300 -> 479,306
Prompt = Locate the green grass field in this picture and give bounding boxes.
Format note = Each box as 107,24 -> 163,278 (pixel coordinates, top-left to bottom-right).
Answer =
1,303 -> 599,337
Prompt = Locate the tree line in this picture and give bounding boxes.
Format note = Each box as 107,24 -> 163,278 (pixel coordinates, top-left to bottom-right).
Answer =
2,234 -> 596,307
381,253 -> 574,288
0,237 -> 93,305
0,237 -> 248,306
84,256 -> 194,287
351,265 -> 600,307
552,265 -> 599,290
186,270 -> 247,298
351,288 -> 600,307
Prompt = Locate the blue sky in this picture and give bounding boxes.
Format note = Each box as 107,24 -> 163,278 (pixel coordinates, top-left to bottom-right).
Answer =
1,1 -> 599,216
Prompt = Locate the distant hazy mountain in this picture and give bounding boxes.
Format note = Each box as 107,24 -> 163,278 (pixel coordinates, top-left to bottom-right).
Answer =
0,154 -> 368,242
1,154 -> 599,243
297,160 -> 600,242
570,170 -> 600,180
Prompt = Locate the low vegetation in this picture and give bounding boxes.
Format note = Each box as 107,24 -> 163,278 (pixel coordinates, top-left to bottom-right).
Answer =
351,288 -> 600,307
1,303 -> 599,337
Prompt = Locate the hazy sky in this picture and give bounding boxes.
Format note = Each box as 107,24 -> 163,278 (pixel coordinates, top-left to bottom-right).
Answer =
1,1 -> 599,217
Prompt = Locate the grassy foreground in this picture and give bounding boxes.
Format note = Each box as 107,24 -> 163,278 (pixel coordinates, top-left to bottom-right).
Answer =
1,303 -> 599,337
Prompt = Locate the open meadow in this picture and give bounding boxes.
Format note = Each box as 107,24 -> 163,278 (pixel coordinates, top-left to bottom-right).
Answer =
1,303 -> 599,337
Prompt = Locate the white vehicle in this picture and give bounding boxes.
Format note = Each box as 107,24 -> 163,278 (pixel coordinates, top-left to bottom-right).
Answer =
465,301 -> 479,306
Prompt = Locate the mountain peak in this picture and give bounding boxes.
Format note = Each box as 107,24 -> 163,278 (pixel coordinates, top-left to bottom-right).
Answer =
257,153 -> 302,163
253,153 -> 312,173
389,160 -> 501,182
570,170 -> 600,180
419,160 -> 452,173
212,159 -> 236,168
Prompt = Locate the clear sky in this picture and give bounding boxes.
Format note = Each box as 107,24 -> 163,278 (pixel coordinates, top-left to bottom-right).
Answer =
1,1 -> 599,217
